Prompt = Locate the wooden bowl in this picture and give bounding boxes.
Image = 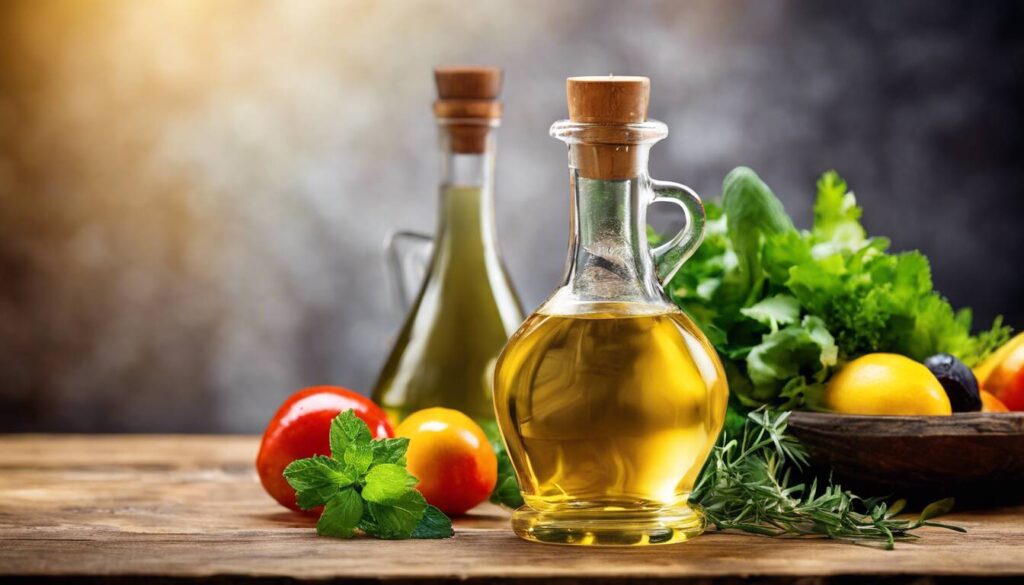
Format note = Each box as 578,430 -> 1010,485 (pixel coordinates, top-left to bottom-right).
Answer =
787,411 -> 1024,507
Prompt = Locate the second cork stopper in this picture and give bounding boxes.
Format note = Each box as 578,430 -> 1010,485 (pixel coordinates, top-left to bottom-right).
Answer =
433,66 -> 502,154
434,66 -> 503,120
567,76 -> 650,125
435,66 -> 502,101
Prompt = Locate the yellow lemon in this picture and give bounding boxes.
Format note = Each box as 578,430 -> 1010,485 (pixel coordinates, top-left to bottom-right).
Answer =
824,353 -> 951,416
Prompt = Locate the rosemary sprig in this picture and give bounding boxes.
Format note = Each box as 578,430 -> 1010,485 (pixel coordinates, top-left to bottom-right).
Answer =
691,409 -> 965,549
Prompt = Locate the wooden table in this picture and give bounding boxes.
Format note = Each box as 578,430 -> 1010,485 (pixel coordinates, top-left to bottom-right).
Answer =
1,435 -> 1022,584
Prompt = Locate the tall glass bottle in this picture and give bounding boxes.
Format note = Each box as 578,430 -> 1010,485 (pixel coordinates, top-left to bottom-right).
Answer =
494,77 -> 728,546
373,67 -> 523,425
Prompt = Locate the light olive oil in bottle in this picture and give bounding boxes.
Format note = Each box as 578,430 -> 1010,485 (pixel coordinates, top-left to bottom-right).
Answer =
372,67 -> 522,425
375,185 -> 522,424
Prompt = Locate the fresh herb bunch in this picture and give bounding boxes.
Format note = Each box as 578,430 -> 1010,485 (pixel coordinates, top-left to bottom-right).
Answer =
661,167 -> 1010,410
691,409 -> 964,549
283,410 -> 453,539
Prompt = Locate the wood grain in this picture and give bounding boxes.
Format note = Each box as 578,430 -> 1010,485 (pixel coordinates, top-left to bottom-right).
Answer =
1,435 -> 1023,584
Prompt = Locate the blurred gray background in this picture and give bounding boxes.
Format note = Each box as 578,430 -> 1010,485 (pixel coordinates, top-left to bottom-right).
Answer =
1,0 -> 1022,432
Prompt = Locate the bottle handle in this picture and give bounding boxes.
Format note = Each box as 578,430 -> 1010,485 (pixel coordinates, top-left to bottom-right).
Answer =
649,179 -> 706,286
384,230 -> 434,313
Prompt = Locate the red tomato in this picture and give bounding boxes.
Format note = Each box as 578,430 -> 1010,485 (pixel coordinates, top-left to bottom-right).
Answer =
256,386 -> 393,512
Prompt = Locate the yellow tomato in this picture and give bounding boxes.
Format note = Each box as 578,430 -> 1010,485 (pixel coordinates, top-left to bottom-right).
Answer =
395,408 -> 497,516
824,353 -> 951,416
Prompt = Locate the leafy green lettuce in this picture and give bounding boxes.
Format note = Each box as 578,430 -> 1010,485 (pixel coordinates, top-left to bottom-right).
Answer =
663,167 -> 1010,410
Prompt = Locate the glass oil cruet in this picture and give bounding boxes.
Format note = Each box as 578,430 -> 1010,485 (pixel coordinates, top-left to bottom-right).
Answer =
493,76 -> 728,546
372,67 -> 524,426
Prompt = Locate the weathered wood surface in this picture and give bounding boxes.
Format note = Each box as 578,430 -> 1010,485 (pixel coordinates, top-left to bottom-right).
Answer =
1,435 -> 1023,584
789,412 -> 1024,506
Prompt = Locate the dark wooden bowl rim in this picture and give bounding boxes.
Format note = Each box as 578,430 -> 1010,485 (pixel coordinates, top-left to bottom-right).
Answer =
788,411 -> 1024,437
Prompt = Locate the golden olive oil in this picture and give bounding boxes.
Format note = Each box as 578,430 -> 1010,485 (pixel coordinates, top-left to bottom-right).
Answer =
494,303 -> 727,544
494,76 -> 727,545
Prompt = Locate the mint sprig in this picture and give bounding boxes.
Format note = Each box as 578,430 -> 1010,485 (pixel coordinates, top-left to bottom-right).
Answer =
283,410 -> 453,539
480,420 -> 524,509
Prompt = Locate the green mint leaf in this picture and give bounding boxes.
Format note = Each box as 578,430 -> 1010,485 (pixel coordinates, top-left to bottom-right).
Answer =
366,489 -> 427,539
296,486 -> 337,511
315,488 -> 363,538
296,410 -> 453,541
362,463 -> 419,504
343,442 -> 374,477
357,515 -> 381,538
283,455 -> 354,510
283,455 -> 352,491
371,437 -> 410,466
411,505 -> 453,539
330,410 -> 372,460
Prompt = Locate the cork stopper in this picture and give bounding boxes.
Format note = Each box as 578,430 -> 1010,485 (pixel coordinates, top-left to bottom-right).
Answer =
565,76 -> 651,180
567,76 -> 649,124
435,66 -> 502,101
433,66 -> 502,154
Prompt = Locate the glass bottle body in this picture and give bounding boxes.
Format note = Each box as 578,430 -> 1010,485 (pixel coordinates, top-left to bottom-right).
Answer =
493,122 -> 728,546
373,125 -> 523,425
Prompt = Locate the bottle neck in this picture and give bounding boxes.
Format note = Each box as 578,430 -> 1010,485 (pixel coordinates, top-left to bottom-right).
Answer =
435,123 -> 498,250
558,143 -> 665,306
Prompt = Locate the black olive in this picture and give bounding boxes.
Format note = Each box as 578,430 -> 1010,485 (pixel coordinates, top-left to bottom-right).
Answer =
924,353 -> 981,412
